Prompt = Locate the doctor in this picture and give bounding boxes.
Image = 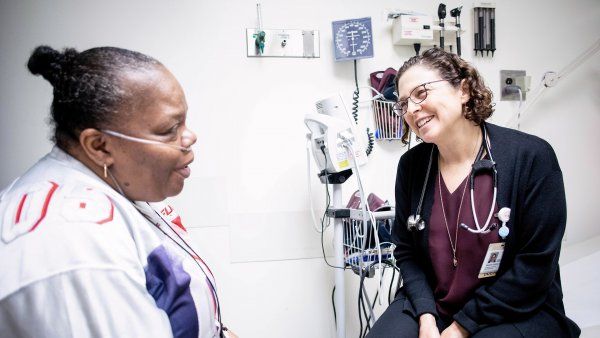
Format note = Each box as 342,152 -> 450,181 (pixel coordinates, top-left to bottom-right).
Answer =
0,46 -> 236,338
367,48 -> 580,337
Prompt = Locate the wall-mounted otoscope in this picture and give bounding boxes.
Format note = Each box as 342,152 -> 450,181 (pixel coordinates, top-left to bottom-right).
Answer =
490,9 -> 496,56
450,6 -> 462,56
437,3 -> 447,49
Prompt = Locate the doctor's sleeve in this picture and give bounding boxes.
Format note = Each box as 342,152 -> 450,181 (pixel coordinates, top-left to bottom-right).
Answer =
393,152 -> 438,319
454,154 -> 567,333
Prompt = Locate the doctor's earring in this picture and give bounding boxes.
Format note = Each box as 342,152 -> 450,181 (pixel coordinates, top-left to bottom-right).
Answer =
103,164 -> 108,179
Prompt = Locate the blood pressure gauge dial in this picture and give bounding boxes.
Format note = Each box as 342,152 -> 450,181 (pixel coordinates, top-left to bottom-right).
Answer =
332,17 -> 374,61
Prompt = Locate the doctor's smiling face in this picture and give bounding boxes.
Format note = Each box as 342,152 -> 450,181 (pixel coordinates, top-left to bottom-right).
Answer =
103,65 -> 197,202
395,65 -> 469,145
394,48 -> 495,145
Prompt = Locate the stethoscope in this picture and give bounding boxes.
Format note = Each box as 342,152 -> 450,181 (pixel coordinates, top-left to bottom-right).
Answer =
406,123 -> 511,239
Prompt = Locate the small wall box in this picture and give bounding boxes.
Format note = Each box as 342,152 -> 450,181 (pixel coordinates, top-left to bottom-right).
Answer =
392,14 -> 433,45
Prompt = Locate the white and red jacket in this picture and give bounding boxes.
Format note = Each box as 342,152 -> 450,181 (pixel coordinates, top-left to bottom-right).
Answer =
0,147 -> 221,338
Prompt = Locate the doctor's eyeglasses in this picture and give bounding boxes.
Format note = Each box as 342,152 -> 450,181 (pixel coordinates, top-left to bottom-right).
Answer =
392,79 -> 452,117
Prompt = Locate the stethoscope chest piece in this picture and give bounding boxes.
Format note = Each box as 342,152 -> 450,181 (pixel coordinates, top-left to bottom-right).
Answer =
407,214 -> 426,231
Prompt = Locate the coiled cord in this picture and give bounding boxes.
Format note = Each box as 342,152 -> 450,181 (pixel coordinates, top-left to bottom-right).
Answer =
353,60 -> 374,156
365,128 -> 374,156
352,60 -> 360,123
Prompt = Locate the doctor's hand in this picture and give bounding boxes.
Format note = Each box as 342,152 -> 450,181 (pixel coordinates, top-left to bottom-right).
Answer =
440,321 -> 469,338
419,313 -> 441,338
223,328 -> 239,338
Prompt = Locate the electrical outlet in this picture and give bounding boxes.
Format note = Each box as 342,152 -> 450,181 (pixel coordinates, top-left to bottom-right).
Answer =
500,70 -> 528,101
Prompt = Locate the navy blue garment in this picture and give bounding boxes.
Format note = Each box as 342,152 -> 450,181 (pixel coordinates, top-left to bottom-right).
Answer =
145,245 -> 199,338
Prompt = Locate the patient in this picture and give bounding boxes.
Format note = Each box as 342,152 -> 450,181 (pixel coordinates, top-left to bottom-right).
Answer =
0,45 -> 236,338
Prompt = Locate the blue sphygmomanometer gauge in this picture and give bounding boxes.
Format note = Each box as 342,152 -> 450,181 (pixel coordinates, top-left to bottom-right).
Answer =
332,17 -> 374,61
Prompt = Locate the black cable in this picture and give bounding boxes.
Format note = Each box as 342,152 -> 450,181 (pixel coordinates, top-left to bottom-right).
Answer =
388,266 -> 396,305
357,260 -> 401,337
363,265 -> 406,336
352,60 -> 360,123
364,291 -> 372,334
413,43 -> 421,56
352,60 -> 374,157
378,260 -> 401,275
358,277 -> 364,338
377,260 -> 402,305
358,270 -> 372,338
332,285 -> 337,325
357,261 -> 373,338
320,180 -> 344,269
318,147 -> 345,334
365,128 -> 374,156
363,289 -> 379,338
359,271 -> 372,337
319,146 -> 345,270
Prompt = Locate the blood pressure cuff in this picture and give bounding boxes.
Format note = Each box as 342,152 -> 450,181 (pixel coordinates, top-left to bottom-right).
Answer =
345,191 -> 394,247
370,68 -> 398,101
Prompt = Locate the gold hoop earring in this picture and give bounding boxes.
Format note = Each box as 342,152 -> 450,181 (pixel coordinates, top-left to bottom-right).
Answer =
103,164 -> 108,178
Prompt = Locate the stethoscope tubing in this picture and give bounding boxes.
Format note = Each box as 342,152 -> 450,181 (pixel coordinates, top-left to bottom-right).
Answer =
466,124 -> 497,233
466,186 -> 497,233
416,145 -> 436,218
408,123 -> 498,235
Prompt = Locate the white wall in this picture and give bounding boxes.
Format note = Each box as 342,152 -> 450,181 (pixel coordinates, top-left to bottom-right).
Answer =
1,0 -> 599,337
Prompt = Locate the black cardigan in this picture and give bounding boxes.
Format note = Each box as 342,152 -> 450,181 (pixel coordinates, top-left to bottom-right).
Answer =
392,123 -> 580,336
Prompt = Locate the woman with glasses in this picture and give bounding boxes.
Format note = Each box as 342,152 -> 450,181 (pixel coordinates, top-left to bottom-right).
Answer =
0,46 -> 236,338
367,48 -> 579,337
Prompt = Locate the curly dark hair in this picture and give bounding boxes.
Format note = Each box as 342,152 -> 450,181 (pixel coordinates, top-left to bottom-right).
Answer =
27,45 -> 161,150
395,47 -> 494,144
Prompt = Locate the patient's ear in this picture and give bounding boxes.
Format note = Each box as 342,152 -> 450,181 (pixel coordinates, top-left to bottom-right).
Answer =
79,128 -> 115,167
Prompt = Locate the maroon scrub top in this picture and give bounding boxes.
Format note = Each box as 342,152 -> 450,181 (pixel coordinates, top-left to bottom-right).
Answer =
428,169 -> 500,320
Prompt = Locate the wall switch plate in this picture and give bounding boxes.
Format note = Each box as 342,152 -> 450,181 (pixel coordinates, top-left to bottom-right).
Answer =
500,70 -> 528,101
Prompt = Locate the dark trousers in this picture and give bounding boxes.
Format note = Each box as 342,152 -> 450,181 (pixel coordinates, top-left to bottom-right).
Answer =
366,296 -> 569,338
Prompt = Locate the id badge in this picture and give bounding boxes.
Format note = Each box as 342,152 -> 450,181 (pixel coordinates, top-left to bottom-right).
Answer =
478,242 -> 505,278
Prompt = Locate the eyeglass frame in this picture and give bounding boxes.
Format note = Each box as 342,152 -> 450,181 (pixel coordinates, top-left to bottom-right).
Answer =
392,78 -> 456,117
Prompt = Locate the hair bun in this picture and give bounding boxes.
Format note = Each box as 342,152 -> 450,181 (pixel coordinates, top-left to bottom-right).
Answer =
27,45 -> 79,86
